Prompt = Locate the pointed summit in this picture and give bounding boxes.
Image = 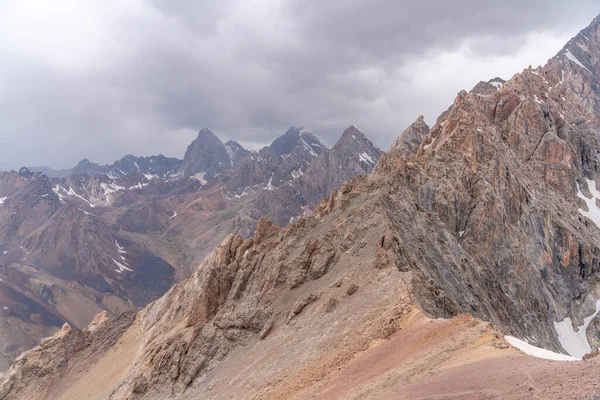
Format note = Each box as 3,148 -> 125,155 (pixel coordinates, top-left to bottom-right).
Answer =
335,125 -> 369,149
550,13 -> 600,77
197,127 -> 217,138
178,128 -> 231,179
388,116 -> 430,156
292,125 -> 381,206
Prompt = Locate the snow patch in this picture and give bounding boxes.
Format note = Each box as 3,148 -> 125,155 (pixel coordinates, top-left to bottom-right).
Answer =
565,49 -> 591,73
554,298 -> 600,359
299,137 -> 318,157
358,152 -> 375,165
0,197 -> 6,206
489,81 -> 502,89
112,257 -> 132,273
115,240 -> 126,254
265,175 -> 275,191
291,169 -> 304,180
143,174 -> 159,181
576,179 -> 600,229
170,211 -> 178,219
190,172 -> 207,185
224,145 -> 236,166
504,336 -> 579,361
53,185 -> 96,208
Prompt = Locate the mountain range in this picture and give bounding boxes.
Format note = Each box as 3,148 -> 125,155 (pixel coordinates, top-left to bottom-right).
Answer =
0,124 -> 381,369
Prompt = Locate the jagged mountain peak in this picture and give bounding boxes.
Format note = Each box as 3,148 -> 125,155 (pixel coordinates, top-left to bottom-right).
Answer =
18,167 -> 33,179
334,125 -> 376,152
197,127 -> 219,139
179,128 -> 230,179
387,116 -> 430,156
340,124 -> 365,137
550,13 -> 600,79
270,127 -> 325,157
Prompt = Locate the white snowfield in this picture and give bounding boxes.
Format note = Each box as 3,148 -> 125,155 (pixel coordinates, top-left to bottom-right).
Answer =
554,299 -> 600,359
504,336 -> 579,362
0,197 -> 6,205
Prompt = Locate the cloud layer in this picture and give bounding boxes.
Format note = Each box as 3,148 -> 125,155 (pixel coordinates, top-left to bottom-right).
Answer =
0,0 -> 598,168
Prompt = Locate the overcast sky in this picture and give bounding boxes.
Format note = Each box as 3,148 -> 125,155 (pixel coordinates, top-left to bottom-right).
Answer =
0,1 -> 598,169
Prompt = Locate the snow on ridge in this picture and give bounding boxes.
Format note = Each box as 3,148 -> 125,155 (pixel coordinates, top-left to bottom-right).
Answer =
565,49 -> 591,73
0,197 -> 6,206
504,336 -> 579,361
53,185 -> 96,208
490,81 -> 503,89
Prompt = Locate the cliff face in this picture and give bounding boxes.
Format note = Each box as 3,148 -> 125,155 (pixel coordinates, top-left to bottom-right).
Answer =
4,13 -> 600,400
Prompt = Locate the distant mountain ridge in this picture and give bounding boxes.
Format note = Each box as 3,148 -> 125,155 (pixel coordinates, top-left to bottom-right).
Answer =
30,154 -> 181,180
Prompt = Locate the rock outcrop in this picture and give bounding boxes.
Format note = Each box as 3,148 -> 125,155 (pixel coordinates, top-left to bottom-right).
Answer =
388,115 -> 429,156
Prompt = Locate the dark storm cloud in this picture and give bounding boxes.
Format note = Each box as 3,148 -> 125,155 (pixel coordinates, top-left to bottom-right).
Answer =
0,0 -> 598,168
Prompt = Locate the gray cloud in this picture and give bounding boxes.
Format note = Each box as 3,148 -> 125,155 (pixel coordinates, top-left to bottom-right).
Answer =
0,1 -> 598,169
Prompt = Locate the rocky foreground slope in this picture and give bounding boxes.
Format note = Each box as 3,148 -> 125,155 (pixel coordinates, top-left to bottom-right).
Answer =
5,12 -> 600,400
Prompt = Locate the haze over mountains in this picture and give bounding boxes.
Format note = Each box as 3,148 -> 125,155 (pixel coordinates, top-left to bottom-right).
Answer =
0,124 -> 381,369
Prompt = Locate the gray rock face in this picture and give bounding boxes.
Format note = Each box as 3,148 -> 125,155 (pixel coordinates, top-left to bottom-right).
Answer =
295,125 -> 382,207
270,127 -> 325,157
178,128 -> 232,179
388,116 -> 429,156
226,127 -> 327,195
238,125 -> 382,228
224,140 -> 250,167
